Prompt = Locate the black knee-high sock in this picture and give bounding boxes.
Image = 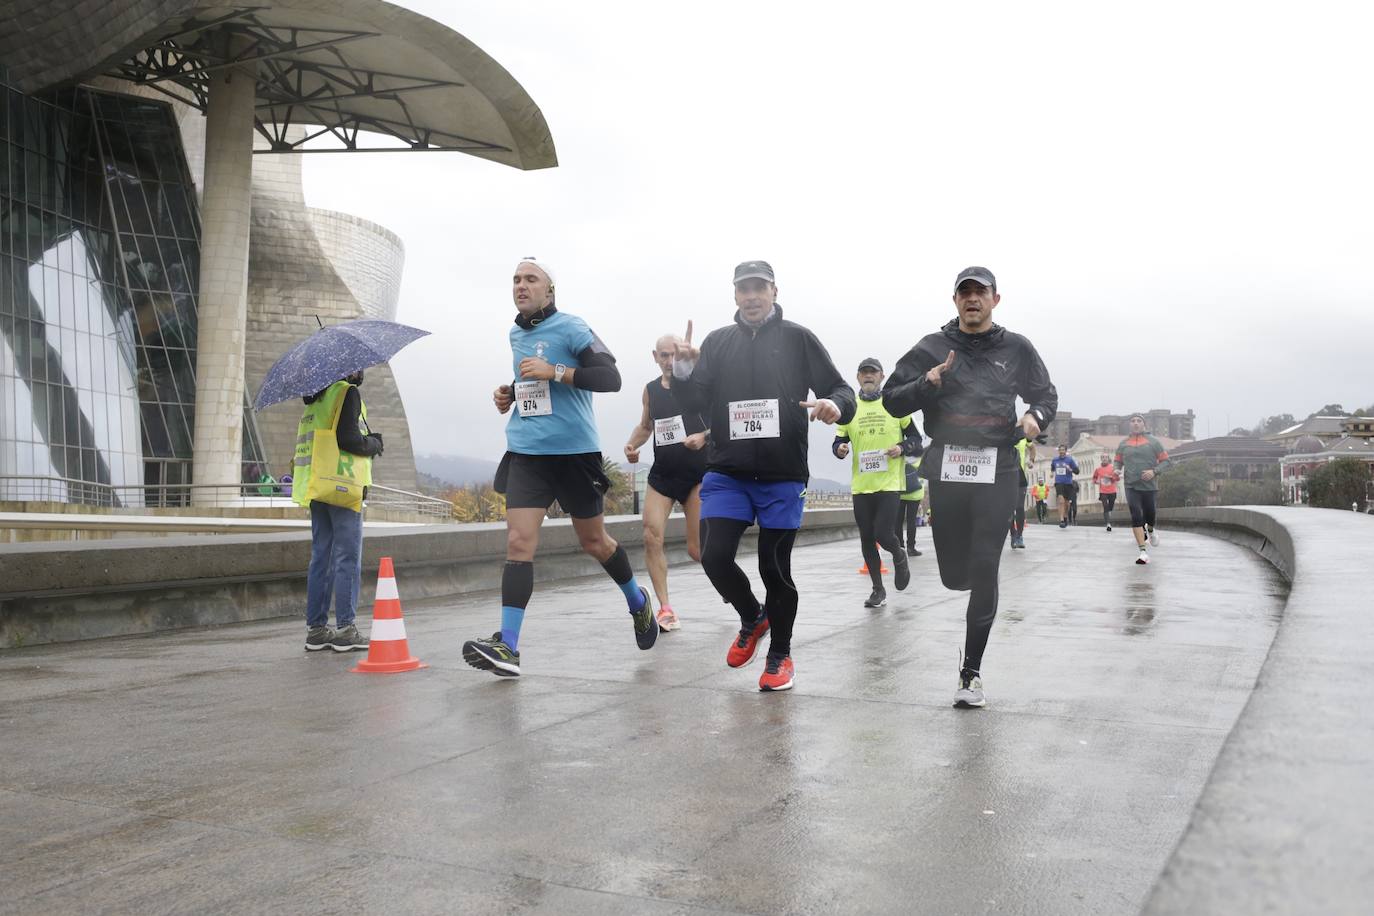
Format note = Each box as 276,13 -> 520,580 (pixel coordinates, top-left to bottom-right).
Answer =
600,544 -> 645,611
502,560 -> 534,608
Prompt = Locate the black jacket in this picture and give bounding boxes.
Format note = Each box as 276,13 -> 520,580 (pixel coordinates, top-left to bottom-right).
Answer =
882,320 -> 1057,448
673,305 -> 856,482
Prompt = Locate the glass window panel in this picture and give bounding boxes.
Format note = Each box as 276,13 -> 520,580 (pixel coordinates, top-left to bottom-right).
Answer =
165,347 -> 194,403
165,403 -> 193,457
76,387 -> 94,447
75,331 -> 93,390
118,179 -> 155,235
24,149 -> 41,202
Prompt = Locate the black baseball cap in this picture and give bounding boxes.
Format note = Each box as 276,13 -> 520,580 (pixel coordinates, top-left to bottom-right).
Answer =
954,266 -> 996,292
857,357 -> 883,372
733,260 -> 775,285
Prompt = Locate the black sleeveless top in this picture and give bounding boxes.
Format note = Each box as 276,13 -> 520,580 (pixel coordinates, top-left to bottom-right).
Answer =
645,378 -> 707,478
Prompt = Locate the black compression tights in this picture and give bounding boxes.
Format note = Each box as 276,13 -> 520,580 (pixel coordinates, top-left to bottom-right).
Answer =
699,518 -> 799,657
927,466 -> 1017,674
895,499 -> 921,549
853,492 -> 902,588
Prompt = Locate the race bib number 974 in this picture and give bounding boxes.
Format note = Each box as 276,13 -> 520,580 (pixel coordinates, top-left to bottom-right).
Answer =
940,445 -> 996,484
729,399 -> 780,440
514,380 -> 552,416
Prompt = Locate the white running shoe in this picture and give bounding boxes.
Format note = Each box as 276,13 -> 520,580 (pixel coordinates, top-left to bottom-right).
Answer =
1135,549 -> 1150,565
1148,527 -> 1158,547
954,674 -> 986,708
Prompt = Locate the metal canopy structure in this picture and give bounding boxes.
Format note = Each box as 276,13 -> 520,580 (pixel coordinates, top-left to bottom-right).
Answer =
2,0 -> 556,168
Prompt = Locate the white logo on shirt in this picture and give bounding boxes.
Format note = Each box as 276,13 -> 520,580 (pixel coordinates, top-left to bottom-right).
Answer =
534,341 -> 549,359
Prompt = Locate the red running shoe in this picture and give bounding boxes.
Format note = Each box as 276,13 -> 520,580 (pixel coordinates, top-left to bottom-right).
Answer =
726,611 -> 769,668
758,654 -> 794,691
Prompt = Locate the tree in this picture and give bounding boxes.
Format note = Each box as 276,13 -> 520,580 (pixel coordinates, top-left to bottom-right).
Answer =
1261,413 -> 1297,435
1306,458 -> 1372,511
601,458 -> 636,517
1310,403 -> 1349,417
1228,426 -> 1253,437
1155,458 -> 1213,508
447,483 -> 506,522
1216,466 -> 1283,506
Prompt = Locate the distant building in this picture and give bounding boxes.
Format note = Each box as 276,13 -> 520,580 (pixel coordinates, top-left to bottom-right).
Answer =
1042,409 -> 1194,450
1167,436 -> 1286,503
1267,416 -> 1351,449
1279,417 -> 1374,504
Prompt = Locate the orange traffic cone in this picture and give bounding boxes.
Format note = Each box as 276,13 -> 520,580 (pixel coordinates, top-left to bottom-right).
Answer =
858,544 -> 890,575
351,557 -> 428,674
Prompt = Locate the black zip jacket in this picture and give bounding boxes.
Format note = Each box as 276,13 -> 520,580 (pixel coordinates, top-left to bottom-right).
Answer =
673,305 -> 856,482
881,320 -> 1057,448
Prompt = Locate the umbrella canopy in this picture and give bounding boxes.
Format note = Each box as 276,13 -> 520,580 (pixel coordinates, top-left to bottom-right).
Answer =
254,319 -> 430,410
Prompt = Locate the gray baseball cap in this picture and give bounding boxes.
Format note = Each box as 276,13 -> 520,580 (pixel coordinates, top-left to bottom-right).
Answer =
857,357 -> 883,373
954,266 -> 996,292
733,260 -> 775,285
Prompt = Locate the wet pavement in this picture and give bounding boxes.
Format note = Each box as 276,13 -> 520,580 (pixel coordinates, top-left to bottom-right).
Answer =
0,523 -> 1287,915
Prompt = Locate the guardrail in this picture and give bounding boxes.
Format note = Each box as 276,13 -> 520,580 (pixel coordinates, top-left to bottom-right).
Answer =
0,474 -> 452,519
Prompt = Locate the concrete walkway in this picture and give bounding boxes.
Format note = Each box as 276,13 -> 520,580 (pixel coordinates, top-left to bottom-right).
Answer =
0,524 -> 1285,915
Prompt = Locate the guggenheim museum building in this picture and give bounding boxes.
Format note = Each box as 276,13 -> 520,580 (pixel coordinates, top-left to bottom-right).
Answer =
0,0 -> 555,506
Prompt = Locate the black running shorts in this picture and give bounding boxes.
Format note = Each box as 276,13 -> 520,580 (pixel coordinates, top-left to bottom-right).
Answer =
1100,492 -> 1117,511
647,468 -> 703,505
495,452 -> 610,518
1055,483 -> 1075,500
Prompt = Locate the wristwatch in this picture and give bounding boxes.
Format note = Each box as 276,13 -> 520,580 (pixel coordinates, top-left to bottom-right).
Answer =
554,363 -> 567,384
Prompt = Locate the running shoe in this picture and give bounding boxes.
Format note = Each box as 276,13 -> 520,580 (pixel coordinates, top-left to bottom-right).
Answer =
758,654 -> 795,692
304,625 -> 335,652
1148,526 -> 1159,547
1059,520 -> 1068,529
726,609 -> 770,668
864,587 -> 887,608
1010,535 -> 1024,549
656,606 -> 681,631
954,673 -> 986,708
632,588 -> 659,650
906,546 -> 923,557
1135,549 -> 1150,565
329,624 -> 369,652
894,554 -> 911,591
463,632 -> 521,677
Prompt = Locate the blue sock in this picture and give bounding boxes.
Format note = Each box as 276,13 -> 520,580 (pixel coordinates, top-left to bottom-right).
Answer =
619,578 -> 645,613
500,606 -> 526,651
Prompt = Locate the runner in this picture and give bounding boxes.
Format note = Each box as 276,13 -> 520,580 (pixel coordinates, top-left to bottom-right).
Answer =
832,357 -> 923,607
623,333 -> 708,631
1069,479 -> 1080,525
463,258 -> 657,677
1092,453 -> 1120,532
883,266 -> 1058,708
1115,413 -> 1171,564
895,454 -> 926,556
671,260 -> 855,692
1030,477 -> 1050,524
1008,437 -> 1034,549
1050,444 -> 1079,528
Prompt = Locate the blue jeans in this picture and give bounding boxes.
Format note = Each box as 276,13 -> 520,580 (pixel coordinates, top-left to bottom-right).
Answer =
306,500 -> 364,628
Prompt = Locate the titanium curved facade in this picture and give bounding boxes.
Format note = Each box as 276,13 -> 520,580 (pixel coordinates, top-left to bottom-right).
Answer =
0,76 -> 267,504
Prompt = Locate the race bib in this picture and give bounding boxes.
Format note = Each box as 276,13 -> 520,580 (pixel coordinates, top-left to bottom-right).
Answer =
514,380 -> 552,416
654,415 -> 687,447
940,445 -> 996,484
858,449 -> 889,474
729,399 -> 780,440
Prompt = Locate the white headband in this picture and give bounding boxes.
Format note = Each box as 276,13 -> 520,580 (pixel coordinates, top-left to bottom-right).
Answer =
517,258 -> 557,289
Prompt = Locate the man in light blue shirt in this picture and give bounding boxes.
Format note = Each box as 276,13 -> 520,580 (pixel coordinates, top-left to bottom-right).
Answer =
461,259 -> 658,678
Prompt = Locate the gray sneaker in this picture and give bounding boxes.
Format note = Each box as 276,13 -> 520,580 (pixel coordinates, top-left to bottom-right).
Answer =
305,625 -> 335,651
954,673 -> 987,708
1148,526 -> 1159,547
329,624 -> 370,652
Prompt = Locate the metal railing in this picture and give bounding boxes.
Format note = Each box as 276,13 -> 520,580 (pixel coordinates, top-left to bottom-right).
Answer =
0,475 -> 452,519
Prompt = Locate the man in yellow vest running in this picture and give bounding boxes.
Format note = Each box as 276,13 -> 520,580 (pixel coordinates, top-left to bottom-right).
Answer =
292,370 -> 385,652
895,454 -> 925,556
832,357 -> 923,608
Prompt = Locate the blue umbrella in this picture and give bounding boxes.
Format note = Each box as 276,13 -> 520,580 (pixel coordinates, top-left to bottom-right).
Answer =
254,319 -> 430,410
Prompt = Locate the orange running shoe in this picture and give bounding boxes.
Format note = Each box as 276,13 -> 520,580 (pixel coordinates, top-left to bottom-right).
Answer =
758,654 -> 794,691
725,610 -> 769,668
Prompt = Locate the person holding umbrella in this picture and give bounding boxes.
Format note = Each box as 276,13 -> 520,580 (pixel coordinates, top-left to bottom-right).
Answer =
293,370 -> 385,652
254,317 -> 430,652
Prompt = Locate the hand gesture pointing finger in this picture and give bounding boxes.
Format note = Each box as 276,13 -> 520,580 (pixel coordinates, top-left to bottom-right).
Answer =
926,350 -> 955,387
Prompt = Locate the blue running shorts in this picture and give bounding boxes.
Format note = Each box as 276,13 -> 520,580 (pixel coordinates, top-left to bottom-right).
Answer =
699,471 -> 806,530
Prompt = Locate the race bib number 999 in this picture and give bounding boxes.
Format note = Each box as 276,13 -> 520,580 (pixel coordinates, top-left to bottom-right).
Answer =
729,399 -> 780,440
940,445 -> 996,484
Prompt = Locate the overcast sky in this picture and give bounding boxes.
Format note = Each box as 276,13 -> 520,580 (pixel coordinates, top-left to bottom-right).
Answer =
303,0 -> 1374,473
